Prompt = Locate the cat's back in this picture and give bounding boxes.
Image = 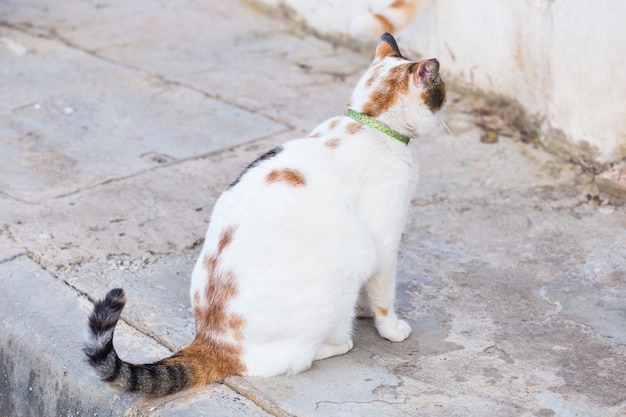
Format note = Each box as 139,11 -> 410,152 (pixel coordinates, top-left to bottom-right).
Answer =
204,131 -> 353,247
212,114 -> 416,232
218,120 -> 376,201
219,134 -> 344,209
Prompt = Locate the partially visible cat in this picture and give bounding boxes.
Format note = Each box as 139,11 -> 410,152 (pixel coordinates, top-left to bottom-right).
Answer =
84,33 -> 446,397
350,0 -> 432,40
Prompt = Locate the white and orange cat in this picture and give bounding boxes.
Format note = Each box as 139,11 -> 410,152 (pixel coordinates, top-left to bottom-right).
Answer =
350,0 -> 431,40
84,33 -> 446,396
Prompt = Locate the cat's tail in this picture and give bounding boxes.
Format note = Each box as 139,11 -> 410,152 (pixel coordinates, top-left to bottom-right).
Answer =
349,0 -> 431,41
83,288 -> 236,397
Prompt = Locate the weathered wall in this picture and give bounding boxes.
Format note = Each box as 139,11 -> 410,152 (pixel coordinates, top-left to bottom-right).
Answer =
260,0 -> 626,164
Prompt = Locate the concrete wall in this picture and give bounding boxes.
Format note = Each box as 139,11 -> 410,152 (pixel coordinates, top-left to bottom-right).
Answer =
260,0 -> 626,165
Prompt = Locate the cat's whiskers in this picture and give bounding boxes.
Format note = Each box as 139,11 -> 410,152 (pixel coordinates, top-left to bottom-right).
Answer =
439,117 -> 459,138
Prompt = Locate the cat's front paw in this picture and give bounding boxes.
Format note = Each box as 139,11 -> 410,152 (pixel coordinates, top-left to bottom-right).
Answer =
376,319 -> 411,342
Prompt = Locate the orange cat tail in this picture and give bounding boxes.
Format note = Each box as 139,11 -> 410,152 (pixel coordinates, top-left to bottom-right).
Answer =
83,289 -> 239,396
350,0 -> 431,41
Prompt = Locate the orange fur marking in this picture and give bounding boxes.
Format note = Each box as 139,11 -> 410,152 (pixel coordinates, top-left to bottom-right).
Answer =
266,168 -> 306,186
375,306 -> 389,317
175,225 -> 245,383
363,63 -> 411,117
308,132 -> 321,138
389,0 -> 421,21
325,138 -> 341,149
164,337 -> 244,385
217,226 -> 235,255
229,315 -> 245,342
389,0 -> 419,13
346,122 -> 364,134
328,119 -> 340,130
373,14 -> 395,38
199,258 -> 238,335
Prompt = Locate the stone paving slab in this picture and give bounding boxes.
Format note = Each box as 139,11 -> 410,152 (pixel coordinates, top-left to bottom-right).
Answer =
126,384 -> 270,417
0,228 -> 25,262
3,134 -> 289,269
0,24 -> 286,202
1,0 -> 364,137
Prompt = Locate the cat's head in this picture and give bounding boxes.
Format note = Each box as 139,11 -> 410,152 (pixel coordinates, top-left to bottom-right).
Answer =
349,33 -> 446,138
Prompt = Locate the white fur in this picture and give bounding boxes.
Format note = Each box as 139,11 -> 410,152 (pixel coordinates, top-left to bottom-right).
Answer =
189,48 -> 443,378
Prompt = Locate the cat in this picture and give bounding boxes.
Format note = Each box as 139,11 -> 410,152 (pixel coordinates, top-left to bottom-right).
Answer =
350,0 -> 432,41
83,32 -> 446,397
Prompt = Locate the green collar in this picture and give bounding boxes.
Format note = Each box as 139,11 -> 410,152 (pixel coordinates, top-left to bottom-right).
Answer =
345,108 -> 411,145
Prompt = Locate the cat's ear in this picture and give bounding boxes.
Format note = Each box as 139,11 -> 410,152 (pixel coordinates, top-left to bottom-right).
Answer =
375,32 -> 403,60
414,59 -> 440,88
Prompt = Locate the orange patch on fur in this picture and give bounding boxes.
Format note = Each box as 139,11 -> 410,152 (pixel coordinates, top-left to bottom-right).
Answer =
308,132 -> 321,138
198,258 -> 238,335
373,14 -> 395,37
328,119 -> 340,130
266,168 -> 306,186
346,122 -> 364,134
375,306 -> 389,317
180,225 -> 246,384
363,63 -> 411,117
217,226 -> 235,255
325,138 -> 341,149
389,0 -> 419,14
163,337 -> 245,385
229,315 -> 245,342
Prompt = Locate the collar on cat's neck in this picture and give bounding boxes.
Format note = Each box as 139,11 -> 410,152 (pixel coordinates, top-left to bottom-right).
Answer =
345,108 -> 411,145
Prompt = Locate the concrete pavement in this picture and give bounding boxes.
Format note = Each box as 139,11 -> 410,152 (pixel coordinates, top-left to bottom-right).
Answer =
1,1 -> 625,416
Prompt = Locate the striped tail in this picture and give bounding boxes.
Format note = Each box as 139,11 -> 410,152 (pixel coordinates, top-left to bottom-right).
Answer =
83,288 -> 234,397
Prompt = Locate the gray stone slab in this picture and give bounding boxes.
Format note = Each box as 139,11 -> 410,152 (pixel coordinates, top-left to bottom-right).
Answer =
2,133 -> 290,269
0,0 -> 157,31
0,25 -> 286,202
1,0 -> 367,135
0,210 -> 25,262
128,384 -> 270,417
0,256 -> 154,416
0,256 -> 270,417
